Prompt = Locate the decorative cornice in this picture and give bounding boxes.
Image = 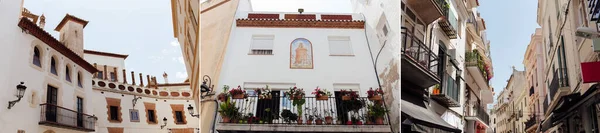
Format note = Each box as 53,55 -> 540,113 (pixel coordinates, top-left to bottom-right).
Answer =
18,17 -> 98,73
157,82 -> 191,87
236,18 -> 365,29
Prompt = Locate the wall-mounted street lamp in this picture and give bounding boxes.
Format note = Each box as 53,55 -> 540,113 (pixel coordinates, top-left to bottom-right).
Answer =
8,82 -> 27,109
201,75 -> 214,98
298,8 -> 304,14
132,95 -> 142,108
187,104 -> 199,118
160,117 -> 168,129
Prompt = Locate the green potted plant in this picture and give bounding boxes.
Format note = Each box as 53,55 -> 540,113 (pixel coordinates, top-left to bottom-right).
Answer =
281,109 -> 298,124
286,87 -> 306,124
368,104 -> 389,125
311,86 -> 332,101
262,108 -> 279,124
218,85 -> 230,102
218,98 -> 240,123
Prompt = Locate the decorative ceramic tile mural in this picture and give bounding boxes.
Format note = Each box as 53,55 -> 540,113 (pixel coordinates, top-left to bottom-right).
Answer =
290,38 -> 313,69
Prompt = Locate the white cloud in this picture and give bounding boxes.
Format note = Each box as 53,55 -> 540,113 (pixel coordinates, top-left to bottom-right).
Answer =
178,56 -> 185,64
170,39 -> 180,46
148,56 -> 164,63
176,71 -> 188,79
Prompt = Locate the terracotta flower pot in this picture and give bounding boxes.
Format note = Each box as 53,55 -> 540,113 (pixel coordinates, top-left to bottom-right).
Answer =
346,121 -> 353,125
292,95 -> 303,100
369,95 -> 382,101
315,119 -> 323,125
325,117 -> 333,125
342,96 -> 351,101
306,119 -> 313,125
222,116 -> 231,123
366,121 -> 373,125
316,95 -> 328,101
218,94 -> 227,102
297,118 -> 303,125
232,93 -> 245,99
375,117 -> 384,125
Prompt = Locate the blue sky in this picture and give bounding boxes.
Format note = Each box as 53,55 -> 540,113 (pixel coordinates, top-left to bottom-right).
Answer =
24,0 -> 188,83
250,0 -> 352,13
478,0 -> 540,106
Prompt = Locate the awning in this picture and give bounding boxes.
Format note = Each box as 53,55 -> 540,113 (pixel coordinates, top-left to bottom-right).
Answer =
401,100 -> 462,133
540,84 -> 600,132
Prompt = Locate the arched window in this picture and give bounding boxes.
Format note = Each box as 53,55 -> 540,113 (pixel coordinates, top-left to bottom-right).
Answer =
50,57 -> 57,75
77,72 -> 83,88
65,66 -> 71,82
33,47 -> 41,67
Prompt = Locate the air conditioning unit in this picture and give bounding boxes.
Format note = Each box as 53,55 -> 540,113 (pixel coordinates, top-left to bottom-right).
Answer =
447,49 -> 458,63
593,38 -> 600,52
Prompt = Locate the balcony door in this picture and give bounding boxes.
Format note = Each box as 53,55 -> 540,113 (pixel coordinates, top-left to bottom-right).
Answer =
255,91 -> 280,122
437,42 -> 447,79
77,97 -> 84,127
46,85 -> 58,122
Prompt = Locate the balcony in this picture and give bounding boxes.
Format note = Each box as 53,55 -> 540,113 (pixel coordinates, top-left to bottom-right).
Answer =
465,104 -> 490,126
431,71 -> 461,107
438,7 -> 458,39
401,27 -> 440,89
548,68 -> 570,101
39,104 -> 96,132
405,0 -> 448,24
525,116 -> 537,130
215,96 -> 392,133
466,50 -> 490,89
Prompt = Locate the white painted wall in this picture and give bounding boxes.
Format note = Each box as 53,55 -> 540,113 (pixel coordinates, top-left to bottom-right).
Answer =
0,1 -> 95,133
217,14 -> 379,95
92,91 -> 198,133
83,54 -> 126,70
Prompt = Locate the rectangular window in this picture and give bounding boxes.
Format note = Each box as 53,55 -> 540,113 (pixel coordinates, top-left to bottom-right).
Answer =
250,35 -> 274,55
130,109 -> 140,122
148,110 -> 156,123
110,106 -> 119,121
110,72 -> 116,81
97,71 -> 104,79
175,111 -> 184,123
328,36 -> 353,56
77,97 -> 84,127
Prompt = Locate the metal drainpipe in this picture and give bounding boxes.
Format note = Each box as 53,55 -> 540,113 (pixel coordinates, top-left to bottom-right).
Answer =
359,13 -> 396,133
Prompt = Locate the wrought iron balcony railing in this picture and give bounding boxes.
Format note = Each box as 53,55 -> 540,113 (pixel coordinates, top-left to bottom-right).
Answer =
217,96 -> 390,126
525,116 -> 537,129
466,104 -> 490,125
401,27 -> 439,77
549,68 -> 569,101
39,103 -> 96,131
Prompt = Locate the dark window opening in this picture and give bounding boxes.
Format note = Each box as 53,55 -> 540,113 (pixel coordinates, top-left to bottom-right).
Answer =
175,111 -> 184,123
65,66 -> 71,82
109,106 -> 119,121
77,73 -> 83,88
148,110 -> 156,123
33,47 -> 41,67
110,72 -> 117,81
97,71 -> 104,79
77,97 -> 84,127
50,57 -> 57,75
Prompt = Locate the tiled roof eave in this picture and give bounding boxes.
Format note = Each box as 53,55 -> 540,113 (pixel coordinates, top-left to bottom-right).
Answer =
236,19 -> 365,29
18,17 -> 98,73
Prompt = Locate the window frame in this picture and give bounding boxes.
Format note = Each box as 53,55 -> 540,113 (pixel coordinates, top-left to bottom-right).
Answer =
328,36 -> 354,56
249,35 -> 275,55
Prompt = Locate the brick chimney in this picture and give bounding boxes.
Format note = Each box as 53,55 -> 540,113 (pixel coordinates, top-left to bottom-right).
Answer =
55,14 -> 88,57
